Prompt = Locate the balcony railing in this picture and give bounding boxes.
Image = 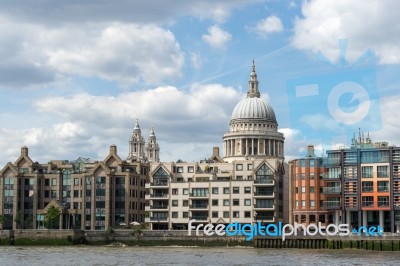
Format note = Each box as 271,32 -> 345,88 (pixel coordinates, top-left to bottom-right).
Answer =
362,186 -> 373,192
323,158 -> 341,165
322,187 -> 341,193
150,193 -> 169,198
189,193 -> 209,197
362,201 -> 374,207
191,216 -> 208,221
378,186 -> 390,192
254,179 -> 274,184
150,205 -> 168,209
254,204 -> 274,209
323,201 -> 341,208
190,205 -> 209,209
150,217 -> 168,221
254,191 -> 274,196
150,181 -> 169,186
378,201 -> 389,207
323,173 -> 341,179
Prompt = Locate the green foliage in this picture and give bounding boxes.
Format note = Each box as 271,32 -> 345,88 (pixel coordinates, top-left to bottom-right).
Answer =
45,206 -> 60,229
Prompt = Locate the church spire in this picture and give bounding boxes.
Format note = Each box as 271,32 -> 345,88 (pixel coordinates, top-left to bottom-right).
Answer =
247,60 -> 260,98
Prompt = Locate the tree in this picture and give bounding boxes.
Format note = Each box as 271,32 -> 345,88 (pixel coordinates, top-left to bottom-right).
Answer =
14,213 -> 22,229
0,215 -> 6,229
45,206 -> 60,229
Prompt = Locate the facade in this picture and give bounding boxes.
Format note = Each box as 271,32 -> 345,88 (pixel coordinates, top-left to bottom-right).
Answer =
145,62 -> 288,230
289,131 -> 400,233
289,145 -> 330,226
0,145 -> 147,230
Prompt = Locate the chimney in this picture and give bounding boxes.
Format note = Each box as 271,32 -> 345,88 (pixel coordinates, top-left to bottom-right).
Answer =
21,146 -> 28,156
110,144 -> 117,155
212,146 -> 220,157
306,145 -> 315,158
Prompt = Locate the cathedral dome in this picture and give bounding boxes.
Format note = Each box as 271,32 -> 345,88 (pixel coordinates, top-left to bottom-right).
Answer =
231,97 -> 276,122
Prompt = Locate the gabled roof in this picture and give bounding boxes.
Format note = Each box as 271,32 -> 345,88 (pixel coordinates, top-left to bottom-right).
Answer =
150,163 -> 173,177
0,162 -> 18,176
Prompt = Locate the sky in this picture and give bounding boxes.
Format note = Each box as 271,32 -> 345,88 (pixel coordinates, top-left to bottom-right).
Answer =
0,0 -> 399,165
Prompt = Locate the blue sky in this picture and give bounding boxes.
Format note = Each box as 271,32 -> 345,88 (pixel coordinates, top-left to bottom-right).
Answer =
0,0 -> 399,165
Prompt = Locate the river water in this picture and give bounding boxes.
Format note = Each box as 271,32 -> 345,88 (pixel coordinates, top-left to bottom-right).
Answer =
1,246 -> 400,266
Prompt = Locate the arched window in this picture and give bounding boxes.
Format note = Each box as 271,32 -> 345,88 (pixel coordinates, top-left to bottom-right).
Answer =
153,167 -> 169,185
255,164 -> 274,184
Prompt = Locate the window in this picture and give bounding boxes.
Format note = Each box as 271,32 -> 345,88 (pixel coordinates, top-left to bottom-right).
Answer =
172,189 -> 178,195
233,187 -> 239,194
301,174 -> 305,180
212,211 -> 218,218
309,159 -> 315,167
236,176 -> 243,181
223,212 -> 229,218
244,211 -> 251,218
295,200 -> 298,207
223,187 -> 229,194
310,173 -> 314,179
302,200 -> 306,207
362,196 -> 374,207
172,200 -> 178,207
44,190 -> 49,198
51,190 -> 57,198
233,211 -> 239,218
295,187 -> 298,194
187,166 -> 194,173
244,187 -> 251,194
255,164 -> 274,183
176,167 -> 183,173
45,179 -> 50,186
310,187 -> 314,193
52,178 -> 57,186
378,196 -> 389,206
328,168 -> 341,179
191,188 -> 208,197
73,190 -> 79,197
378,181 -> 389,192
362,166 -> 373,178
244,199 -> 251,206
247,164 -> 253,170
183,200 -> 189,207
183,212 -> 188,218
362,181 -> 373,192
212,199 -> 218,206
223,199 -> 230,206
212,187 -> 219,194
74,178 -> 79,186
233,199 -> 239,206
236,164 -> 243,171
310,200 -> 315,207
172,212 -> 178,218
377,166 -> 388,178
301,187 -> 306,193
183,188 -> 189,195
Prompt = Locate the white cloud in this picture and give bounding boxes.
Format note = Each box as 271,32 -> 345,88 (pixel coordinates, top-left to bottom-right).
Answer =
190,52 -> 203,69
202,25 -> 232,49
251,15 -> 283,38
0,84 -> 243,165
292,0 -> 400,64
0,19 -> 184,88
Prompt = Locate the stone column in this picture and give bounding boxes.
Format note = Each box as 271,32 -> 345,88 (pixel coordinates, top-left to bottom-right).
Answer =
231,140 -> 233,156
379,210 -> 384,230
251,138 -> 254,155
268,140 -> 271,155
363,211 -> 368,227
245,139 -> 248,156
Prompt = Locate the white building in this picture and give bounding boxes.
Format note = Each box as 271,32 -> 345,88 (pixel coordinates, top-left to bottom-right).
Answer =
145,62 -> 288,230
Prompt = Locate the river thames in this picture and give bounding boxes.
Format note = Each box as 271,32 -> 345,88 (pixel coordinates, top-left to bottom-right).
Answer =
1,246 -> 400,265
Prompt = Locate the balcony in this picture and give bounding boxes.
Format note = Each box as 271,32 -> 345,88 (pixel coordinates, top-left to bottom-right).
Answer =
323,201 -> 341,209
362,186 -> 373,192
378,186 -> 390,192
150,205 -> 168,209
254,178 -> 274,185
189,204 -> 209,209
149,193 -> 169,198
254,204 -> 275,210
322,187 -> 341,194
191,216 -> 208,221
378,201 -> 389,207
150,181 -> 169,187
150,217 -> 168,221
362,201 -> 374,207
189,193 -> 209,198
254,191 -> 274,197
323,173 -> 341,180
322,158 -> 341,165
